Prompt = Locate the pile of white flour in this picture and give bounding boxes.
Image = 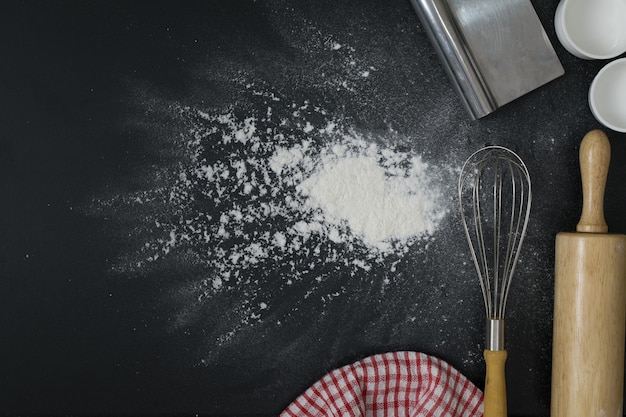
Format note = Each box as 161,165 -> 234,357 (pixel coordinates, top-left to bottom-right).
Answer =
175,103 -> 450,294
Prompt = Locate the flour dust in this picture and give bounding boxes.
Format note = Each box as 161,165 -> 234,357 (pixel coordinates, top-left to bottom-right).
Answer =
85,4 -> 462,364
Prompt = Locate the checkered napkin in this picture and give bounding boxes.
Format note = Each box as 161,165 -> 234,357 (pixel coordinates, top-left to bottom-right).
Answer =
280,351 -> 483,417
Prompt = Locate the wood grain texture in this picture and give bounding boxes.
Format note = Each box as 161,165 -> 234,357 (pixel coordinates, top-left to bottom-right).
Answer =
577,129 -> 610,233
484,349 -> 508,417
552,129 -> 626,417
551,233 -> 626,417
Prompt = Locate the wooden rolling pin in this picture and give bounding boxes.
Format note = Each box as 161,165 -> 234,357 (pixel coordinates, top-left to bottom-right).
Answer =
551,130 -> 626,417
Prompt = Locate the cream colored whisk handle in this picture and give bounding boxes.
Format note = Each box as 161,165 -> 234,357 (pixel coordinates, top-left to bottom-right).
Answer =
577,129 -> 610,233
483,349 -> 507,417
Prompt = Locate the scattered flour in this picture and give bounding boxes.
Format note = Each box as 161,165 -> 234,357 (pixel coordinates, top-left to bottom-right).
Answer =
89,95 -> 455,347
86,7 -> 459,355
180,105 -> 449,274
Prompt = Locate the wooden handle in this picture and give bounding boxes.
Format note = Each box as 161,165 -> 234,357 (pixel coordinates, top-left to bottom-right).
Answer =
484,349 -> 507,417
577,129 -> 610,233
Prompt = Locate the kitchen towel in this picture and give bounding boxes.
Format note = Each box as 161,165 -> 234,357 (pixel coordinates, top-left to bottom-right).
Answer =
280,351 -> 483,417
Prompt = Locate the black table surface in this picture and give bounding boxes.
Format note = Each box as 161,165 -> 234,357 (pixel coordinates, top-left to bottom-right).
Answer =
2,1 -> 626,416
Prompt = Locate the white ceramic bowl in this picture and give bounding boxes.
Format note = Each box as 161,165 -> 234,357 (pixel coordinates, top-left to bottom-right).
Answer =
589,58 -> 626,133
555,0 -> 626,60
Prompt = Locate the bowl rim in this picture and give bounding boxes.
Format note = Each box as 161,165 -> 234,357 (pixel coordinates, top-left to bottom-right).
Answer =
589,58 -> 626,133
555,0 -> 626,60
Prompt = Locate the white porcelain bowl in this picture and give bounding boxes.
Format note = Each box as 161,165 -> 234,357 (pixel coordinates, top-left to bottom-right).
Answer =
589,58 -> 626,133
555,0 -> 626,60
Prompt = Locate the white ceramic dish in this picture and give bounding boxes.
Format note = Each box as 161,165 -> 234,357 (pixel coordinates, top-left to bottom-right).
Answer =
589,58 -> 626,133
555,0 -> 626,60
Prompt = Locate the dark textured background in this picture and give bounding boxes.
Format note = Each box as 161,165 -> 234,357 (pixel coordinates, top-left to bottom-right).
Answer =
1,1 -> 626,416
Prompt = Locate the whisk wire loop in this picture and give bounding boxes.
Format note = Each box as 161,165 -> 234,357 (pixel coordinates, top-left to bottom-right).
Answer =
458,146 -> 532,321
472,174 -> 492,316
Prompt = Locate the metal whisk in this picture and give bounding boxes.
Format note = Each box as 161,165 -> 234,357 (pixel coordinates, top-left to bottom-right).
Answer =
458,146 -> 532,417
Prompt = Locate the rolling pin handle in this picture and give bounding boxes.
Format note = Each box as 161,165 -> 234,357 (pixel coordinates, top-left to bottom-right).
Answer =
577,129 -> 610,233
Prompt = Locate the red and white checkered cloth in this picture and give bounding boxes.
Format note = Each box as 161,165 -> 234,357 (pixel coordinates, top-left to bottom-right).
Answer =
280,351 -> 483,417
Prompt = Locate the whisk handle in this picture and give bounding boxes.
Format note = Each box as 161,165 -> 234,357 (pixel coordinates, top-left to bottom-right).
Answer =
577,129 -> 610,233
484,349 -> 508,417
